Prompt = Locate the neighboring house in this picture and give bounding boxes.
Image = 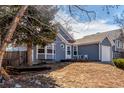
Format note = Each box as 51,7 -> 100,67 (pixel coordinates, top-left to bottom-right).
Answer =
107,29 -> 124,58
4,23 -> 124,64
74,29 -> 124,62
74,32 -> 114,63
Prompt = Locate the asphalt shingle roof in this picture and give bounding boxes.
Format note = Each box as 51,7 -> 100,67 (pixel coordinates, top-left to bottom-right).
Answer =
75,29 -> 122,45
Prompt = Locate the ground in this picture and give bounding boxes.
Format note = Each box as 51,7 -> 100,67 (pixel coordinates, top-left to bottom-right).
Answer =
1,62 -> 124,88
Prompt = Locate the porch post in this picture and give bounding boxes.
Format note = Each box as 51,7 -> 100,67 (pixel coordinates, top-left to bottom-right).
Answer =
36,45 -> 38,59
52,43 -> 54,60
45,46 -> 47,59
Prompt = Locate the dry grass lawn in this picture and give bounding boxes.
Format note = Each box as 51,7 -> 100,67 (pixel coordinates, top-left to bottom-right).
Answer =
2,62 -> 124,88
48,62 -> 124,88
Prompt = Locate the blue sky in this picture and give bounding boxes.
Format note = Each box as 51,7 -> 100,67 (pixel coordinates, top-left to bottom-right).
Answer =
55,5 -> 124,39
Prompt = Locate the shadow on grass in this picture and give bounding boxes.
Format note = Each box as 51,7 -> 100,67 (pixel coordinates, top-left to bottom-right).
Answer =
0,72 -> 60,88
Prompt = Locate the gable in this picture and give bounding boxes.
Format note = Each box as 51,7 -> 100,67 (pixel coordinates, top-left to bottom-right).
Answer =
59,28 -> 71,41
101,37 -> 111,46
57,23 -> 75,43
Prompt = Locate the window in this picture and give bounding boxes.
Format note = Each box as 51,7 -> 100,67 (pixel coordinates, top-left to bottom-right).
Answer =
118,40 -> 120,48
120,41 -> 123,48
60,44 -> 64,48
38,43 -> 55,55
67,46 -> 71,55
38,49 -> 44,53
117,40 -> 119,47
73,46 -> 78,56
47,49 -> 52,53
116,40 -> 123,48
47,43 -> 55,54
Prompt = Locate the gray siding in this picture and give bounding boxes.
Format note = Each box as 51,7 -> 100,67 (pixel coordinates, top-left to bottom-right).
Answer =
101,37 -> 111,46
47,55 -> 55,60
113,51 -> 121,58
78,44 -> 99,60
54,36 -> 66,61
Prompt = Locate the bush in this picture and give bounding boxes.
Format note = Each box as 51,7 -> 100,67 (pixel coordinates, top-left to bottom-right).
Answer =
113,58 -> 124,68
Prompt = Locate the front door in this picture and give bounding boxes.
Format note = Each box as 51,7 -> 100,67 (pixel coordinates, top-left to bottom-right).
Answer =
66,45 -> 72,59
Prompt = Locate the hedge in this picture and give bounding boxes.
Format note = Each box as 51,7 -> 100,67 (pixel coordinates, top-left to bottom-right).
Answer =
113,58 -> 124,68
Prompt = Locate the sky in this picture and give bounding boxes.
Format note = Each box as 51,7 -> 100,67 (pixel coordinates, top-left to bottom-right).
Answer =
55,5 -> 124,39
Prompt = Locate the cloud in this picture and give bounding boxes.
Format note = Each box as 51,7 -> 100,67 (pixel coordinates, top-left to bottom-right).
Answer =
55,10 -> 120,39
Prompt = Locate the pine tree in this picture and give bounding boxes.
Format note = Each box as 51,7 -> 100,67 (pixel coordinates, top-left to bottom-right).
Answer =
0,5 -> 57,66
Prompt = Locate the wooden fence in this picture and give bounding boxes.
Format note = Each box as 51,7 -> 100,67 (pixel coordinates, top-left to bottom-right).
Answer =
2,51 -> 27,67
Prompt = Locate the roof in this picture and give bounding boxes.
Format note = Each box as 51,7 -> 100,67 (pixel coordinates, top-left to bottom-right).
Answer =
107,29 -> 122,40
74,29 -> 122,45
74,32 -> 107,45
57,23 -> 75,43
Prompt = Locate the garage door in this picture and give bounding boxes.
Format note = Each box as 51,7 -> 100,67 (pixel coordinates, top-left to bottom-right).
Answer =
101,45 -> 111,61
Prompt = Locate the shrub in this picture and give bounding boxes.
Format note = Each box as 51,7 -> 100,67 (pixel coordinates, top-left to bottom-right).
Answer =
113,58 -> 124,68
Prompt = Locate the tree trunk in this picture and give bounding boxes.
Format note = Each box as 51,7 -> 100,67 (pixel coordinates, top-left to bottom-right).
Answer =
0,6 -> 28,70
27,42 -> 33,66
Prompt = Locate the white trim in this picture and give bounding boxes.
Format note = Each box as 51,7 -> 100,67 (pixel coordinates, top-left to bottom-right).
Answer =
76,46 -> 78,56
73,45 -> 78,56
65,44 -> 67,59
52,43 -> 55,59
112,49 -> 113,59
57,33 -> 69,44
37,43 -> 55,60
45,46 -> 47,59
115,40 -> 117,51
36,45 -> 38,59
65,44 -> 72,59
100,36 -> 114,46
101,45 -> 111,62
99,43 -> 101,60
32,48 -> 34,62
58,23 -> 74,40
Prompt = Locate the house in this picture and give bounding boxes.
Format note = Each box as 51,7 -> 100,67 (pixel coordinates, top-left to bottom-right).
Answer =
31,23 -> 76,63
74,29 -> 124,62
74,32 -> 114,63
107,29 -> 124,58
32,25 -> 124,63
4,23 -> 124,64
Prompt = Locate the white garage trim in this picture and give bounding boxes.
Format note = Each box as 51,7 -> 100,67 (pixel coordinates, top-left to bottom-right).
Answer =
101,45 -> 111,62
99,43 -> 101,60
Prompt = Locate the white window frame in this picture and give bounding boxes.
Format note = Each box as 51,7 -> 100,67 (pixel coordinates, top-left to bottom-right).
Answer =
116,40 -> 123,49
73,46 -> 78,56
116,40 -> 119,48
37,43 -> 55,60
65,44 -> 72,59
